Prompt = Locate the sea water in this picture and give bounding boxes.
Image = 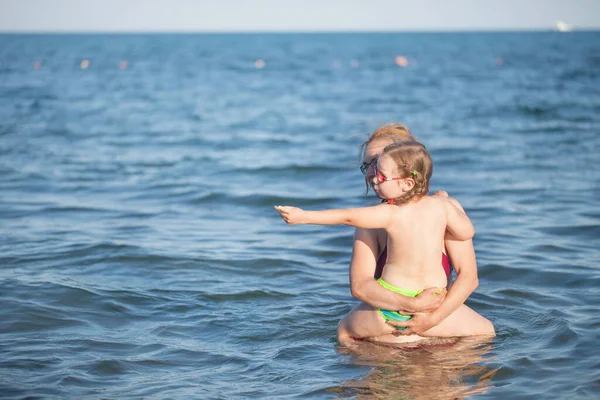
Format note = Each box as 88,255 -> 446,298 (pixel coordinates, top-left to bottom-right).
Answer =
1,32 -> 599,399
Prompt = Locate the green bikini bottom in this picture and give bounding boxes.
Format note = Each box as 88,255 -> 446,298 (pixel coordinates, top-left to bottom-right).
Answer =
377,278 -> 423,331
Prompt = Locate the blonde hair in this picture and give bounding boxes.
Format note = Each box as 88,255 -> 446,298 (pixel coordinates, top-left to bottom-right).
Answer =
360,123 -> 414,159
383,140 -> 433,205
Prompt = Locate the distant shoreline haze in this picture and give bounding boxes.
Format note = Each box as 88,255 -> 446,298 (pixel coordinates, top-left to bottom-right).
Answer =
1,28 -> 599,35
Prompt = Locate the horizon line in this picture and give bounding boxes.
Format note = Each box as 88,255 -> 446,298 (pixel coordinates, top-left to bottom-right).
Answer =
1,28 -> 599,35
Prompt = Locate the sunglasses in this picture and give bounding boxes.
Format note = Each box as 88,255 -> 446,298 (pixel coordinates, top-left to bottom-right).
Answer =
359,158 -> 378,176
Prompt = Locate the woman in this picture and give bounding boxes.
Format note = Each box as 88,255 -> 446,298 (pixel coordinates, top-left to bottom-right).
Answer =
337,123 -> 495,344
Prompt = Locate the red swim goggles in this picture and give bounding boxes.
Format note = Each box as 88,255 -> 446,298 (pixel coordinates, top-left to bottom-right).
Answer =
373,165 -> 405,184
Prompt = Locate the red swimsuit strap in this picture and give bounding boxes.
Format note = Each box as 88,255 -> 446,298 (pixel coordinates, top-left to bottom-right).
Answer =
441,252 -> 452,276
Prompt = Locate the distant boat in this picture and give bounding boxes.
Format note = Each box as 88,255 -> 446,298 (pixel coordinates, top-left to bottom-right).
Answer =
555,20 -> 572,32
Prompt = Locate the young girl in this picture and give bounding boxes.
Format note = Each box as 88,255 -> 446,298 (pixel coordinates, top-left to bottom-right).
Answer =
275,140 -> 475,343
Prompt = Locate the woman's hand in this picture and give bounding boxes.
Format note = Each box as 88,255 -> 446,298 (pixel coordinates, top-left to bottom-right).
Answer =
410,287 -> 446,313
386,312 -> 440,335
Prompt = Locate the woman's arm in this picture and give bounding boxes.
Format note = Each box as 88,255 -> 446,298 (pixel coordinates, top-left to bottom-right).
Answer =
430,196 -> 479,321
349,227 -> 445,313
428,236 -> 479,323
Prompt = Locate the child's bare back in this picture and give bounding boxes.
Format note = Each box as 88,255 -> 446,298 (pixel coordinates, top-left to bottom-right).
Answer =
381,195 -> 457,293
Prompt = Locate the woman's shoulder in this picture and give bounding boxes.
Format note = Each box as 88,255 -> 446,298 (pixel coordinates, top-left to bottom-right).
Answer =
355,226 -> 387,236
355,228 -> 386,237
355,227 -> 387,245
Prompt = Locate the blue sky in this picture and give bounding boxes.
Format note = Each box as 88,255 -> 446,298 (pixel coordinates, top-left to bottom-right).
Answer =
1,0 -> 599,32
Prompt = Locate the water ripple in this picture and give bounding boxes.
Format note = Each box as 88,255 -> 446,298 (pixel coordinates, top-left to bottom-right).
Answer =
1,32 -> 599,399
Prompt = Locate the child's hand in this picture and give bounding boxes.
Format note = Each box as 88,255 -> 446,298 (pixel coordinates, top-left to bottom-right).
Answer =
274,205 -> 306,224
